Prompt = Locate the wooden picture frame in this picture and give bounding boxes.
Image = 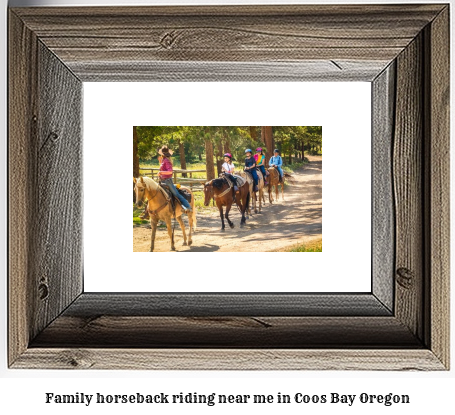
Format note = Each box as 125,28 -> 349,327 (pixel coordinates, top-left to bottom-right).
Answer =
8,4 -> 449,370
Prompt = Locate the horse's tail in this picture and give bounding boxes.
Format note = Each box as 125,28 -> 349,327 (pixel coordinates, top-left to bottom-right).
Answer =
246,188 -> 251,211
284,172 -> 295,184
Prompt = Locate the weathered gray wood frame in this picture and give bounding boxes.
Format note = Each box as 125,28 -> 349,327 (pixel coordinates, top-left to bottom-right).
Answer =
8,5 -> 449,370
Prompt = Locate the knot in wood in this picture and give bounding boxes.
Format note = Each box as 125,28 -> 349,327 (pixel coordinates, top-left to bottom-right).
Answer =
38,282 -> 49,300
48,131 -> 59,142
396,267 -> 414,289
160,31 -> 179,49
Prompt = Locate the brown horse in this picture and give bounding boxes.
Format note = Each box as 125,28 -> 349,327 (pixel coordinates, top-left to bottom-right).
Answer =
204,175 -> 250,230
134,176 -> 197,251
238,170 -> 265,213
267,167 -> 284,203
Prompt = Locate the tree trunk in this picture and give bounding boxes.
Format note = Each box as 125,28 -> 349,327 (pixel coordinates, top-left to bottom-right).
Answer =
301,141 -> 305,160
261,126 -> 273,167
216,138 -> 224,177
198,153 -> 202,161
133,126 -> 140,178
250,126 -> 258,142
205,133 -> 216,181
179,141 -> 187,177
289,153 -> 292,164
223,128 -> 231,153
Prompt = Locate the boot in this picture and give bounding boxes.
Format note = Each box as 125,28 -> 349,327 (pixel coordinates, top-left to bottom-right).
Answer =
140,207 -> 150,220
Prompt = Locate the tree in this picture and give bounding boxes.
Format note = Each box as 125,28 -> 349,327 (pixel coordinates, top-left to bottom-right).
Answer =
250,126 -> 258,142
215,135 -> 224,177
133,126 -> 139,177
261,126 -> 273,166
204,128 -> 216,181
178,140 -> 187,177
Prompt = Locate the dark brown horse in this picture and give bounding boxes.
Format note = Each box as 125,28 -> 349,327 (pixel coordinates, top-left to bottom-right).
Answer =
204,175 -> 250,230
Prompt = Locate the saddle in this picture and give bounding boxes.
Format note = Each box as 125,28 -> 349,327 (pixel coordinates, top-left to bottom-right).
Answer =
159,182 -> 192,209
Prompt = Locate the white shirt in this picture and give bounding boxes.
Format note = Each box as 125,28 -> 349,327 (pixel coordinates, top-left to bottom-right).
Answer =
222,161 -> 235,174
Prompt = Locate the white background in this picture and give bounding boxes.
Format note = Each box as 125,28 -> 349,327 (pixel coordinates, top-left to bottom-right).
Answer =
1,0 -> 454,414
84,82 -> 371,292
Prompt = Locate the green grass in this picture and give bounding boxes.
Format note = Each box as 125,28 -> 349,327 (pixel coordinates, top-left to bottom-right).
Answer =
283,159 -> 308,174
288,239 -> 322,252
133,204 -> 149,226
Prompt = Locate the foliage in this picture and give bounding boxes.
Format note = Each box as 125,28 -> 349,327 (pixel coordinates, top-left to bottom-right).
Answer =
135,126 -> 322,166
289,239 -> 322,252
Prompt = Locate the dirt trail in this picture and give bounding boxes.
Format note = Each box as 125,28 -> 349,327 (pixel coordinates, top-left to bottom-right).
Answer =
133,155 -> 322,252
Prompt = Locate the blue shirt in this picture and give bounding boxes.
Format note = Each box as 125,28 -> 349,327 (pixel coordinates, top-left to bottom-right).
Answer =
245,157 -> 256,169
269,155 -> 283,167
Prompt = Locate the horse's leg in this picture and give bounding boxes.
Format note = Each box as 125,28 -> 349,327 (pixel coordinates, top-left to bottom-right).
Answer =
268,182 -> 273,204
176,215 -> 187,246
225,202 -> 234,229
164,216 -> 175,251
279,182 -> 282,201
219,205 -> 225,231
150,218 -> 158,252
235,192 -> 244,224
240,189 -> 248,226
258,186 -> 262,212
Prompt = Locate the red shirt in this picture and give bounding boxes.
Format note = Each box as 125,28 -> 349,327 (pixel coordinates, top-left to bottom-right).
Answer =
159,157 -> 173,178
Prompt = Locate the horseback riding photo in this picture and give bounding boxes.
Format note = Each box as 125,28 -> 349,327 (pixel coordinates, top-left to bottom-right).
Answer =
133,126 -> 322,252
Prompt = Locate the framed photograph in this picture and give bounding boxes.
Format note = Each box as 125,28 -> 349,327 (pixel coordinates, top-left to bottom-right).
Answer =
9,4 -> 449,370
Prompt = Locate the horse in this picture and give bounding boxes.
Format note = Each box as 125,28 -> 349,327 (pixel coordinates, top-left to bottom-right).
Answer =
204,174 -> 250,230
267,167 -> 284,203
134,176 -> 197,252
238,169 -> 265,213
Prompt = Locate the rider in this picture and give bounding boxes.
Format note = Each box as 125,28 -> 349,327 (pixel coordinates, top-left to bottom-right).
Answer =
244,149 -> 259,191
158,145 -> 192,213
254,147 -> 268,185
221,153 -> 239,191
269,149 -> 284,182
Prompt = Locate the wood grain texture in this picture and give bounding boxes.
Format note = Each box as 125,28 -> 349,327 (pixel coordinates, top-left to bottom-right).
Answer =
11,5 -> 445,82
31,42 -> 83,339
393,34 -> 424,341
64,293 -> 391,317
69,60 -> 388,82
8,4 -> 450,370
13,349 -> 445,371
425,6 -> 450,369
31,316 -> 420,348
8,11 -> 38,366
372,63 -> 395,312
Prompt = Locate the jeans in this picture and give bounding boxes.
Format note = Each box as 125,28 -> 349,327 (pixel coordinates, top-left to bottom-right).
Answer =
258,165 -> 267,180
162,178 -> 191,210
276,166 -> 284,179
247,168 -> 258,186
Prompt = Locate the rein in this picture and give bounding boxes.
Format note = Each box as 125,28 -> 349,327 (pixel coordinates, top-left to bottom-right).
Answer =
213,178 -> 233,199
143,182 -> 172,218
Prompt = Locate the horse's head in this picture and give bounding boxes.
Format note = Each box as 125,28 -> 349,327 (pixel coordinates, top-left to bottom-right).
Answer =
203,181 -> 214,206
133,177 -> 147,208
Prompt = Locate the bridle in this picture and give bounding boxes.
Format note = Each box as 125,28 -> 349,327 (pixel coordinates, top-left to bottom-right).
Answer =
206,178 -> 233,200
136,181 -> 170,218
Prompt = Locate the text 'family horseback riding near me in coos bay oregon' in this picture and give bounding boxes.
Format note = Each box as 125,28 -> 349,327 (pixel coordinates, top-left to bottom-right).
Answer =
132,126 -> 322,253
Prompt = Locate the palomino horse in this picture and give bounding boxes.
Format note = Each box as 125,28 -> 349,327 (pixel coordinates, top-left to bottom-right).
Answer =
267,167 -> 284,203
134,176 -> 197,251
238,169 -> 265,214
204,175 -> 250,230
